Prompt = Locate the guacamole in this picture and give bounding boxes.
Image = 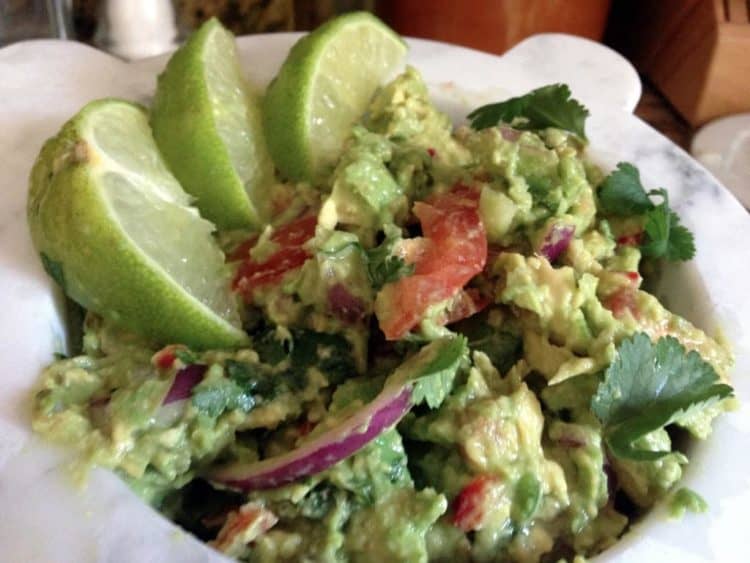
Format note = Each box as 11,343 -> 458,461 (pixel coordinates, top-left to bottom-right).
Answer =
32,68 -> 734,562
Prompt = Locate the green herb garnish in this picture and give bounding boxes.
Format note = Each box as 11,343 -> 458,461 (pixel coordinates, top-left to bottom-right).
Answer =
192,378 -> 256,417
591,333 -> 733,461
468,83 -> 589,140
598,162 -> 696,261
366,236 -> 414,291
388,336 -> 467,409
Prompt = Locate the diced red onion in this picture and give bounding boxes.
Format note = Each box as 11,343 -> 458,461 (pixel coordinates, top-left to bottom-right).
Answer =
556,435 -> 585,448
209,386 -> 412,491
539,224 -> 575,262
328,283 -> 366,324
500,126 -> 521,141
89,396 -> 110,408
163,364 -> 206,405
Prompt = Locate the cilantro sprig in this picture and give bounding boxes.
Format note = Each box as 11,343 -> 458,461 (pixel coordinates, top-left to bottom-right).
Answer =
193,328 -> 357,417
591,333 -> 733,461
409,336 -> 467,409
598,162 -> 696,261
366,231 -> 414,290
467,84 -> 589,140
387,336 -> 468,409
318,228 -> 413,291
192,360 -> 270,417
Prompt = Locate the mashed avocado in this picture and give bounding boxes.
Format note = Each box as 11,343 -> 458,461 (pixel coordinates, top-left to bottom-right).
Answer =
32,68 -> 734,562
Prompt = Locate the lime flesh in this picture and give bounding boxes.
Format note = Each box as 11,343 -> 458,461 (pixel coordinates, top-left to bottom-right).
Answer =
151,18 -> 273,229
263,12 -> 407,182
28,99 -> 248,349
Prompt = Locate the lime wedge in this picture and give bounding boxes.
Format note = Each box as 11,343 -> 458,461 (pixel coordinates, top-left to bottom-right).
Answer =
151,18 -> 273,229
28,99 -> 249,349
263,11 -> 407,182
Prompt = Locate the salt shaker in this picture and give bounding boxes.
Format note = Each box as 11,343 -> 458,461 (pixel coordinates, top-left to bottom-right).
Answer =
97,0 -> 178,60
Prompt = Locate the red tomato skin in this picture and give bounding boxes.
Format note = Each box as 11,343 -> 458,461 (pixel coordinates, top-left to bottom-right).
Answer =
604,287 -> 640,319
232,214 -> 317,300
153,348 -> 176,370
452,475 -> 498,532
272,214 -> 317,247
616,232 -> 643,246
376,187 -> 487,340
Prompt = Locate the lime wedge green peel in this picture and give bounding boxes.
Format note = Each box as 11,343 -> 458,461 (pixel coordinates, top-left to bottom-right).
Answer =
263,11 -> 407,183
28,99 -> 249,349
151,18 -> 273,229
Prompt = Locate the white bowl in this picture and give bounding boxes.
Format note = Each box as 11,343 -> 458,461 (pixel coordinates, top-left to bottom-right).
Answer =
0,33 -> 748,562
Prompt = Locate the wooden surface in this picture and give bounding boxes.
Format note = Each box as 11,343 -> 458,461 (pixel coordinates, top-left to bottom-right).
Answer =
607,0 -> 750,126
634,79 -> 694,150
375,0 -> 611,54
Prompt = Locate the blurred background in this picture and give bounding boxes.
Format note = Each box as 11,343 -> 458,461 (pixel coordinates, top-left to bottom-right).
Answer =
2,0 -> 748,206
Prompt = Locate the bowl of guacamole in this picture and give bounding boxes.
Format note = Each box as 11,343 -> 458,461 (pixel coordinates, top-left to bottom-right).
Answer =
1,15 -> 749,563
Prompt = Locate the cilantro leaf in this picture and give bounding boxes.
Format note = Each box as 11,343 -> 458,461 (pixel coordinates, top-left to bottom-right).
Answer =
318,227 -> 413,290
388,336 -> 468,409
452,311 -> 522,374
289,328 -> 356,386
598,164 -> 696,262
191,329 -> 357,417
252,326 -> 288,365
192,378 -> 256,417
366,232 -> 414,290
467,84 -> 589,140
225,359 -> 277,396
591,333 -> 733,461
174,348 -> 198,365
597,162 -> 654,216
192,360 -> 275,417
468,96 -> 527,130
665,220 -> 695,262
251,325 -> 356,386
641,194 -> 695,262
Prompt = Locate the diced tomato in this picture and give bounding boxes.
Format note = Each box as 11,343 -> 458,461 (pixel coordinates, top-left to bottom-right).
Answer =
375,186 -> 487,340
603,287 -> 640,319
624,271 -> 640,284
616,232 -> 643,246
452,475 -> 498,532
210,502 -> 278,554
152,346 -> 177,370
232,214 -> 317,300
394,238 -> 431,265
234,247 -> 310,295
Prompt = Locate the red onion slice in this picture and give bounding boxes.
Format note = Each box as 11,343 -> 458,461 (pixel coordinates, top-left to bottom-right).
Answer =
539,223 -> 575,262
163,364 -> 206,405
208,337 -> 466,491
210,387 -> 412,490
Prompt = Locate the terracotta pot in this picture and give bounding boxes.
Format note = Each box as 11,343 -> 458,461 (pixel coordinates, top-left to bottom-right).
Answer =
376,0 -> 612,54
